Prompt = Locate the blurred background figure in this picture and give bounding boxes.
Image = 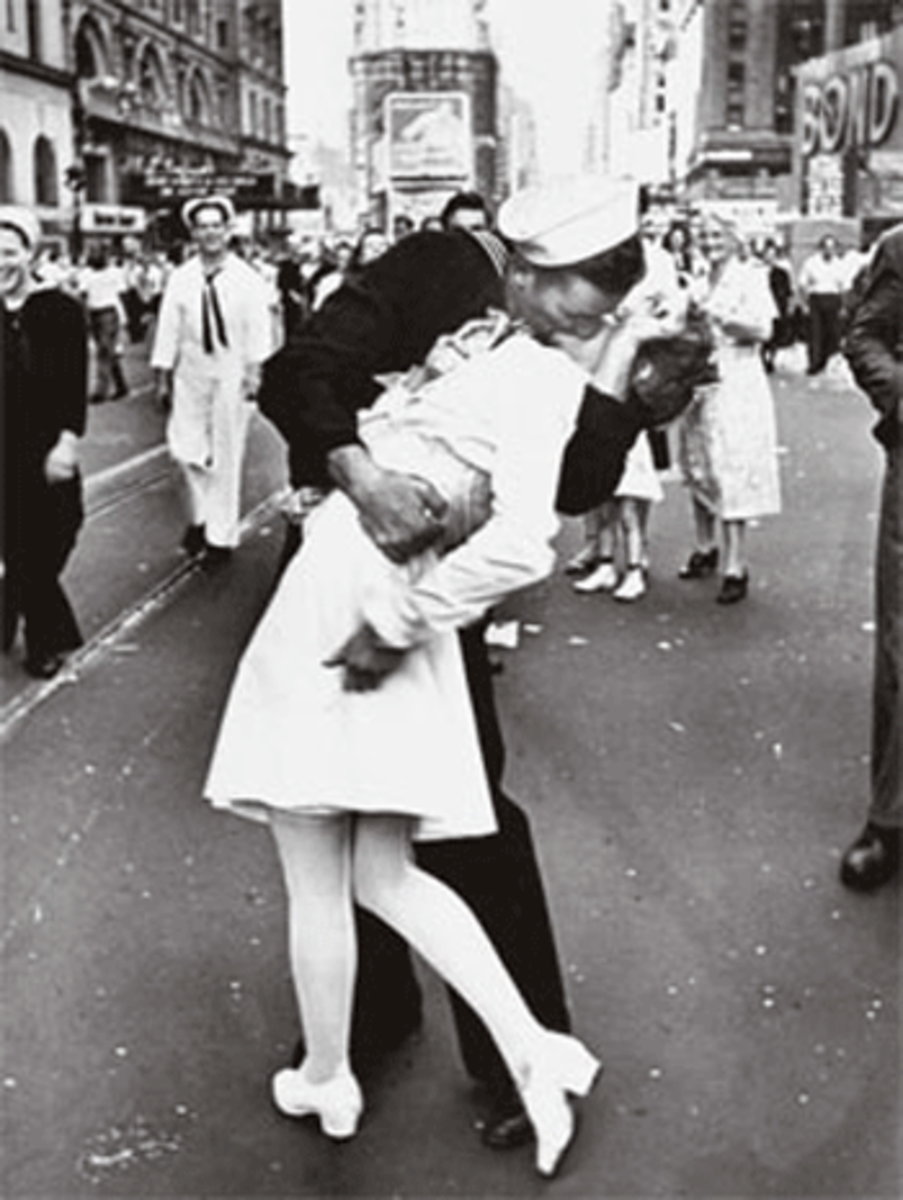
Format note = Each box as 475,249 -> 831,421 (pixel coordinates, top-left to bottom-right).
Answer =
78,243 -> 129,404
798,234 -> 847,376
275,235 -> 312,343
676,215 -> 781,604
348,227 -> 389,274
1,206 -> 88,679
760,239 -> 797,374
392,213 -> 416,242
440,190 -> 493,232
310,238 -> 354,310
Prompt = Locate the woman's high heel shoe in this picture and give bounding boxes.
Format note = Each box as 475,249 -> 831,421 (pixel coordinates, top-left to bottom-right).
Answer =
716,571 -> 749,604
271,1067 -> 363,1140
516,1034 -> 602,1177
678,547 -> 719,579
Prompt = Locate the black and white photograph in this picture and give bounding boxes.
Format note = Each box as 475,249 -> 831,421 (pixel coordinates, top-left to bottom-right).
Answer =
1,1 -> 901,1197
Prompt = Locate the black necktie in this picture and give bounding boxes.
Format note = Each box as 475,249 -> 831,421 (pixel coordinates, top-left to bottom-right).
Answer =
202,270 -> 229,354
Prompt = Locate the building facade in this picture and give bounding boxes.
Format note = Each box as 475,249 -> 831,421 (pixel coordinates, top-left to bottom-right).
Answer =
602,0 -> 900,229
349,0 -> 499,229
0,0 -> 76,238
1,0 -> 292,248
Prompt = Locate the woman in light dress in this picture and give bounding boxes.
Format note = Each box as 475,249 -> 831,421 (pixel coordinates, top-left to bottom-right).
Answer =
676,217 -> 782,603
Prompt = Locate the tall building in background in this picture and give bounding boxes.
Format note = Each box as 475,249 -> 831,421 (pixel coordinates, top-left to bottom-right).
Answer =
601,0 -> 900,232
350,0 -> 499,229
664,0 -> 897,223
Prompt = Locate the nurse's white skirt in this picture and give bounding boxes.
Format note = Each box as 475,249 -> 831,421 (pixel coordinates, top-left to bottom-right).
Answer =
204,493 -> 496,842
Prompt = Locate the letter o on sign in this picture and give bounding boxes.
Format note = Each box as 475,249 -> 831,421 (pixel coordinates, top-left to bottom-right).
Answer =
821,76 -> 848,153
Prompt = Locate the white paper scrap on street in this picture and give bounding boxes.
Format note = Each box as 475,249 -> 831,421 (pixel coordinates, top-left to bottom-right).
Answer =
485,620 -> 520,649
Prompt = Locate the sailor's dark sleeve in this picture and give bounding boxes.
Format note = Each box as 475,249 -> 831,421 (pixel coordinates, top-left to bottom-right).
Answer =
555,387 -> 644,516
259,231 -> 504,488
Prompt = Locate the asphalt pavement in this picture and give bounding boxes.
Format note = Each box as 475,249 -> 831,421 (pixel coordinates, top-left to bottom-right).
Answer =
0,344 -> 900,1199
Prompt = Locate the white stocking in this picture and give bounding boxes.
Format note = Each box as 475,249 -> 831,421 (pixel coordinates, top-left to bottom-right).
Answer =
269,810 -> 356,1082
352,814 -> 544,1080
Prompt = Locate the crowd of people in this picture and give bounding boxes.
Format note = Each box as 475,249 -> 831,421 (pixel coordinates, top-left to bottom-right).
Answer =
1,174 -> 899,1180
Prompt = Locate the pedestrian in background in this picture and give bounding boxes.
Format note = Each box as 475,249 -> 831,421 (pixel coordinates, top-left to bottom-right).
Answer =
1,206 -> 88,679
79,243 -> 129,404
275,236 -> 310,343
840,222 -> 902,891
798,234 -> 847,376
676,214 -> 781,603
347,227 -> 389,274
151,195 -> 274,566
760,238 -> 796,374
440,190 -> 493,232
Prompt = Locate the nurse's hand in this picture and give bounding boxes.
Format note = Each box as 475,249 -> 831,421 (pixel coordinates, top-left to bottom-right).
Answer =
328,446 -> 448,564
324,623 -> 406,691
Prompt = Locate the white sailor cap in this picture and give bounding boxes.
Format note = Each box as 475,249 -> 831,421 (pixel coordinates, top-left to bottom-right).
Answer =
0,205 -> 41,252
498,176 -> 639,268
181,194 -> 236,230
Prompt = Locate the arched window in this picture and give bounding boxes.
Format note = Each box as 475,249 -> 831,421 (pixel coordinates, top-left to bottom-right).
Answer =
0,130 -> 13,203
74,16 -> 105,79
187,71 -> 210,125
34,136 -> 58,205
138,44 -> 168,109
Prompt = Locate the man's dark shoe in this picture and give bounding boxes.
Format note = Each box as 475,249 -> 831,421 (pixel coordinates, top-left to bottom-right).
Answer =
840,823 -> 901,891
202,545 -> 234,570
24,651 -> 67,679
478,1083 -> 534,1150
678,547 -> 719,579
180,524 -> 207,557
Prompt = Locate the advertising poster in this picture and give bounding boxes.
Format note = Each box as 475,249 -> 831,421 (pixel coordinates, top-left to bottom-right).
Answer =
386,92 -> 472,181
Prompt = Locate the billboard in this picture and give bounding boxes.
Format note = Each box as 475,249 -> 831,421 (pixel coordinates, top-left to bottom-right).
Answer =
386,92 -> 472,181
796,27 -> 903,218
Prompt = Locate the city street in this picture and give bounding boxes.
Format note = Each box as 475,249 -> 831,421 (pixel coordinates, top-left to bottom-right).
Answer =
1,347 -> 900,1198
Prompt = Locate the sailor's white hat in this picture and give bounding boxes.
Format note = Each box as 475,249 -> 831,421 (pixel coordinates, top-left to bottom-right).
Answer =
181,194 -> 236,230
498,176 -> 639,268
0,205 -> 41,251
